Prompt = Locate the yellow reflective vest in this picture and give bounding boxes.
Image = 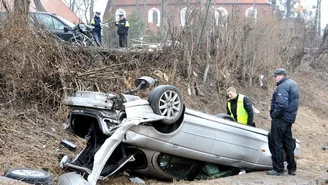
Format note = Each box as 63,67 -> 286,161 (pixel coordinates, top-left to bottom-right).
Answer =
227,94 -> 248,124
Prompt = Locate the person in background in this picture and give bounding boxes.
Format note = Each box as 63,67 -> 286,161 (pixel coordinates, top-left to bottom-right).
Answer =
226,87 -> 255,127
115,13 -> 129,48
267,68 -> 299,176
91,11 -> 102,45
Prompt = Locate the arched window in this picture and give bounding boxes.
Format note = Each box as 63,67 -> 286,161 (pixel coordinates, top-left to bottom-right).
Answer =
245,7 -> 258,19
181,7 -> 192,26
153,11 -> 158,24
148,7 -> 160,26
215,7 -> 228,26
181,7 -> 187,26
115,9 -> 126,20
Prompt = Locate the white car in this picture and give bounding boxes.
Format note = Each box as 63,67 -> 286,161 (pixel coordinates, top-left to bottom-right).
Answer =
58,76 -> 301,185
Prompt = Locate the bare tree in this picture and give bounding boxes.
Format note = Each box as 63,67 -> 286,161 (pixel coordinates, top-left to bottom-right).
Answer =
285,0 -> 291,19
161,0 -> 167,40
143,0 -> 147,29
89,0 -> 94,23
310,24 -> 328,69
315,0 -> 321,36
14,0 -> 30,14
13,0 -> 30,28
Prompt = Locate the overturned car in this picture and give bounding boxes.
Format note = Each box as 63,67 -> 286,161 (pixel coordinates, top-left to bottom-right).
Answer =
58,76 -> 301,185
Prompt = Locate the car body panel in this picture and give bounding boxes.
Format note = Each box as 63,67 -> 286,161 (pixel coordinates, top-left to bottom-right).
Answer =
30,11 -> 75,41
124,108 -> 272,169
58,82 -> 301,184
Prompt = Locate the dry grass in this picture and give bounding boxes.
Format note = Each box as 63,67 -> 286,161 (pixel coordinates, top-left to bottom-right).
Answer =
0,11 -> 327,184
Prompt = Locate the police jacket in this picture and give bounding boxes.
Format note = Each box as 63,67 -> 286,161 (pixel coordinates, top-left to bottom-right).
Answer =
115,18 -> 129,35
227,94 -> 254,125
270,77 -> 299,123
91,16 -> 101,32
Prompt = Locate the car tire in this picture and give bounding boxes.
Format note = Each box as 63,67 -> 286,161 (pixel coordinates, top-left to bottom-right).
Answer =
68,37 -> 83,46
4,168 -> 52,185
148,85 -> 183,124
57,172 -> 88,185
216,113 -> 236,122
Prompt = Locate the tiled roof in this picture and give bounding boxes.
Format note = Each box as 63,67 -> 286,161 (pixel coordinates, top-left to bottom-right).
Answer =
36,0 -> 82,24
0,0 -> 81,24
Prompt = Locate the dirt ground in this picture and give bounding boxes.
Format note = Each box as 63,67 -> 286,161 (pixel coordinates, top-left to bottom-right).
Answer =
0,63 -> 328,185
144,64 -> 328,185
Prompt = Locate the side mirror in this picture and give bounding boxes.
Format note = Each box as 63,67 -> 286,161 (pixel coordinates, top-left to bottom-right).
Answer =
134,76 -> 156,90
64,26 -> 71,33
123,76 -> 156,94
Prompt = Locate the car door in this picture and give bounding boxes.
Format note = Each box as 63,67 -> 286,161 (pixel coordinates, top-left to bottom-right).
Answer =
34,13 -> 72,41
166,109 -> 270,169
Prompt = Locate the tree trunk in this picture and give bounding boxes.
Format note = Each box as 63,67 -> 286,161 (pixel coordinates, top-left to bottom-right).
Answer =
241,25 -> 251,81
14,0 -> 30,28
90,0 -> 94,23
286,0 -> 291,19
271,0 -> 276,11
198,0 -> 211,49
143,0 -> 147,31
317,0 -> 321,36
161,0 -> 167,40
71,0 -> 75,12
136,0 -> 140,18
310,25 -> 328,69
14,0 -> 30,14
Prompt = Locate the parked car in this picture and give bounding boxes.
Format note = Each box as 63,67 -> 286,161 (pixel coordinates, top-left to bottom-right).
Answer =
64,23 -> 101,47
29,11 -> 76,41
0,11 -> 75,41
58,76 -> 301,185
30,12 -> 100,47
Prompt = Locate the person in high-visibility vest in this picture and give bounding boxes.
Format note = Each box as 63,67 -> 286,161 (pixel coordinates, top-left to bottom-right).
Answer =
226,87 -> 254,126
115,13 -> 129,48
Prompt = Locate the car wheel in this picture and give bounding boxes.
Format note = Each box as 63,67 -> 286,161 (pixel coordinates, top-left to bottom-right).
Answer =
148,85 -> 183,124
4,168 -> 52,184
57,172 -> 88,185
216,113 -> 236,122
68,37 -> 83,46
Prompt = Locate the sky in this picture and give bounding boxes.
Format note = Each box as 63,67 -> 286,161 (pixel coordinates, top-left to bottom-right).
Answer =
93,0 -> 327,30
303,0 -> 327,30
94,0 -> 107,20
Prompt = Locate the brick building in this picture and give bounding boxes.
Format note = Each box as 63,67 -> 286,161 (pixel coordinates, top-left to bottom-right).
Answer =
111,0 -> 271,34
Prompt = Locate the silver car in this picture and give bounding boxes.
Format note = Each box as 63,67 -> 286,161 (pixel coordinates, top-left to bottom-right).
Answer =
58,76 -> 301,185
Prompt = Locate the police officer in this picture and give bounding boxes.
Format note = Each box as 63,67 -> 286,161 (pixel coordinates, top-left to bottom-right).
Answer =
91,11 -> 102,45
267,68 -> 299,176
115,13 -> 129,48
226,87 -> 254,126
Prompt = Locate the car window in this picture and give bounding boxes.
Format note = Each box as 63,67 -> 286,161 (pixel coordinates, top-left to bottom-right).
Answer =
52,18 -> 65,29
54,15 -> 75,28
35,14 -> 65,30
157,153 -> 198,180
157,153 -> 240,180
